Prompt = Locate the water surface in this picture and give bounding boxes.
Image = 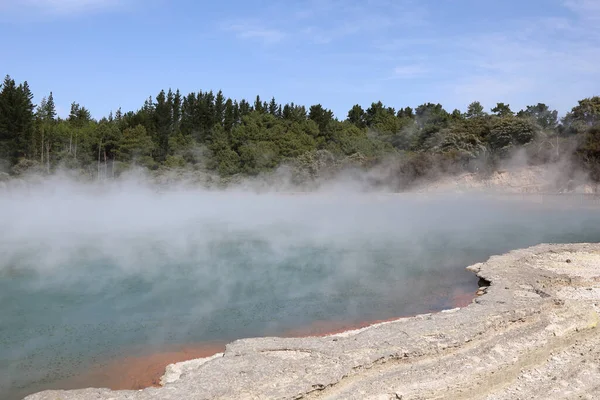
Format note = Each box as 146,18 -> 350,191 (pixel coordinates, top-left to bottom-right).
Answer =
1,190 -> 599,399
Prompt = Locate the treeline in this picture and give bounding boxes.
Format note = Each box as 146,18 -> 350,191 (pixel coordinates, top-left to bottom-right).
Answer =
1,74 -> 600,188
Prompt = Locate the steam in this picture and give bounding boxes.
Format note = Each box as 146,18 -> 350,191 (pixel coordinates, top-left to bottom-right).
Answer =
1,172 -> 600,399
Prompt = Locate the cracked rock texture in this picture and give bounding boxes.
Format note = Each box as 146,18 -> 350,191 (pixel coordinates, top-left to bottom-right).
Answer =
24,243 -> 600,399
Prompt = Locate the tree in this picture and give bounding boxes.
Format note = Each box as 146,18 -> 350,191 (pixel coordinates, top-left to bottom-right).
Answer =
347,104 -> 366,128
308,104 -> 334,133
0,76 -> 35,165
45,92 -> 57,121
172,89 -> 182,133
561,96 -> 600,135
224,98 -> 235,133
576,126 -> 600,181
281,103 -> 307,123
117,124 -> 155,164
68,102 -> 91,127
516,103 -> 558,131
414,102 -> 450,150
239,99 -> 251,117
397,107 -> 414,119
154,89 -> 172,160
450,109 -> 463,122
66,102 -> 92,157
488,117 -> 537,156
365,101 -> 395,128
214,90 -> 225,126
465,101 -> 486,119
491,102 -> 514,117
254,95 -> 264,113
268,97 -> 278,116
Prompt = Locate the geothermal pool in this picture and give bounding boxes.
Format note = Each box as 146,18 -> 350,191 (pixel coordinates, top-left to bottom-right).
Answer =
1,187 -> 600,399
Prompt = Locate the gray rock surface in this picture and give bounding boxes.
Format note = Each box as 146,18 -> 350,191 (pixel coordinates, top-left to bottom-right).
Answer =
24,243 -> 600,399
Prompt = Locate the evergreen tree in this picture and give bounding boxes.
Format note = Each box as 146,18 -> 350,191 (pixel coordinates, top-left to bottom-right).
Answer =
517,103 -> 558,131
268,97 -> 278,116
347,104 -> 366,128
491,102 -> 514,117
0,76 -> 35,164
44,91 -> 57,121
224,98 -> 235,132
397,107 -> 414,119
465,101 -> 486,119
154,89 -> 172,159
172,89 -> 182,134
233,100 -> 241,124
239,99 -> 251,117
309,104 -> 334,132
254,95 -> 264,113
214,90 -> 225,127
115,107 -> 123,121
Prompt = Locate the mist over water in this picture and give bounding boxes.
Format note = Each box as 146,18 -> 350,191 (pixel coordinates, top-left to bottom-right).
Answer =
2,180 -> 600,399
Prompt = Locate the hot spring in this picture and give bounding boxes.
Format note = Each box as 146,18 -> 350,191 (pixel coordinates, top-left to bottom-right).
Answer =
1,183 -> 599,400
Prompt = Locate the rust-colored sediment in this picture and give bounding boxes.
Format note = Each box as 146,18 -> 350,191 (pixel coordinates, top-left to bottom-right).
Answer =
61,342 -> 226,391
68,287 -> 475,392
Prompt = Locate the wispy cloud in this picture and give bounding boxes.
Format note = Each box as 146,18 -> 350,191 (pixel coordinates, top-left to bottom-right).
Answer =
564,0 -> 600,19
220,0 -> 427,46
298,0 -> 427,45
391,65 -> 430,79
217,0 -> 600,114
223,21 -> 286,44
0,0 -> 129,16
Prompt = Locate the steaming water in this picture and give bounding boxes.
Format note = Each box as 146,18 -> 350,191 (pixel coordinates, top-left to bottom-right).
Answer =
1,186 -> 600,399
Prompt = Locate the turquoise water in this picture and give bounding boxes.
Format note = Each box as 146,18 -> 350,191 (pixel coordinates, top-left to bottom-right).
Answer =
1,190 -> 600,399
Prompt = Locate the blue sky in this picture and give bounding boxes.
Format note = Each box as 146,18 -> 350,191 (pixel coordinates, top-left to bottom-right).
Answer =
1,0 -> 599,119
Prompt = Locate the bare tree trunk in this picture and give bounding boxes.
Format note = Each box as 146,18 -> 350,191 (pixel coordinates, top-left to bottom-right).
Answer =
31,133 -> 36,162
104,150 -> 107,180
46,141 -> 50,174
41,129 -> 44,165
69,132 -> 72,154
98,139 -> 102,181
74,132 -> 78,158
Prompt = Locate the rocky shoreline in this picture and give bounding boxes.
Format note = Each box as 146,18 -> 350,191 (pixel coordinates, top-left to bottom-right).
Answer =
25,243 -> 600,399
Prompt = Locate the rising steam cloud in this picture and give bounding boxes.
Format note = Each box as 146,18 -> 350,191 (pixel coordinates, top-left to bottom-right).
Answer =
1,174 -> 600,399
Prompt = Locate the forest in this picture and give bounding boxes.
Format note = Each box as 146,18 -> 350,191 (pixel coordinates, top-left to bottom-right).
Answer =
1,73 -> 600,189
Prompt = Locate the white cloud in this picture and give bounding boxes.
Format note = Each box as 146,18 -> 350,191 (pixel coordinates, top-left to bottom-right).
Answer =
564,0 -> 600,19
224,21 -> 286,44
391,65 -> 429,79
433,1 -> 600,114
220,0 -> 426,46
0,0 -> 128,15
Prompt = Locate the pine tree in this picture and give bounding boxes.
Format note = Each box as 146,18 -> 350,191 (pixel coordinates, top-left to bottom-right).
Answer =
214,90 -> 225,127
45,92 -> 57,121
254,95 -> 264,113
347,104 -> 366,128
309,104 -> 334,132
172,89 -> 182,134
224,98 -> 235,132
268,97 -> 278,116
180,93 -> 195,136
233,100 -> 241,124
0,76 -> 35,164
239,99 -> 251,117
154,89 -> 172,160
397,106 -> 414,119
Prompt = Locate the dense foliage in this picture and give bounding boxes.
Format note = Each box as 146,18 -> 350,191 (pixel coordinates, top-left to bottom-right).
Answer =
1,74 -> 599,188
